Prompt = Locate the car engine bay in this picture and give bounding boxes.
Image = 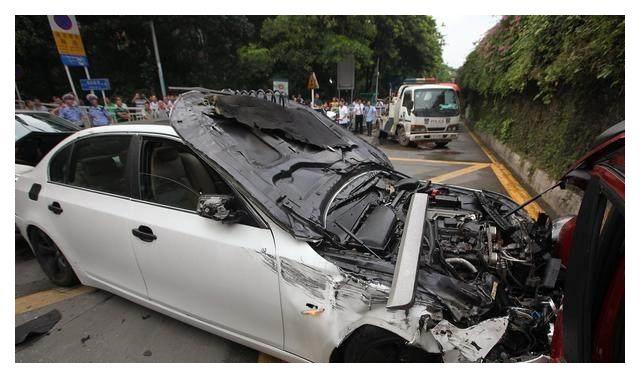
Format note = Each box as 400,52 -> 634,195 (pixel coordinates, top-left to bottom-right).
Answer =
318,171 -> 564,362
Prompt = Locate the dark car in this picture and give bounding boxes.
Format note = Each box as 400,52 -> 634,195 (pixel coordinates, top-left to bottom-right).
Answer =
15,110 -> 81,175
550,122 -> 624,362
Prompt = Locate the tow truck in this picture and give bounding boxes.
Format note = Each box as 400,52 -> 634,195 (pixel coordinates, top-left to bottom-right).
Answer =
380,78 -> 461,147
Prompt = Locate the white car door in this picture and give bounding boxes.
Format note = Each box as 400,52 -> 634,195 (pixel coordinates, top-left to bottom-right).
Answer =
126,135 -> 283,348
42,134 -> 148,297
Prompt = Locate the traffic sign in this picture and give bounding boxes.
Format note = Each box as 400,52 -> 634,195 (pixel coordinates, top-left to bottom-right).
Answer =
273,78 -> 289,95
80,78 -> 111,91
48,15 -> 89,67
307,72 -> 319,89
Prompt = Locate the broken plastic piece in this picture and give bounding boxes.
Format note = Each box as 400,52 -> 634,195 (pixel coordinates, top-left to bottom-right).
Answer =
431,316 -> 509,362
15,309 -> 62,345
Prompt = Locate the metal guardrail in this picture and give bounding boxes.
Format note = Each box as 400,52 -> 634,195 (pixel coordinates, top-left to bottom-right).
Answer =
15,100 -> 169,126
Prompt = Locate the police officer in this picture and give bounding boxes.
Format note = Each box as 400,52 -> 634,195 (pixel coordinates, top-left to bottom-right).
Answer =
86,94 -> 114,127
57,93 -> 86,127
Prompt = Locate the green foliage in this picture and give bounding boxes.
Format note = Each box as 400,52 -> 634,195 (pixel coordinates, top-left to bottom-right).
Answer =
458,16 -> 624,101
251,15 -> 444,96
237,43 -> 274,87
16,15 -> 445,100
458,16 -> 625,178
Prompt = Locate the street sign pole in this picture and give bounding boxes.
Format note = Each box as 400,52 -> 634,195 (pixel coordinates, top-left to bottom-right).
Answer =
150,20 -> 167,98
64,65 -> 79,100
15,82 -> 22,103
83,66 -> 95,96
101,90 -> 107,105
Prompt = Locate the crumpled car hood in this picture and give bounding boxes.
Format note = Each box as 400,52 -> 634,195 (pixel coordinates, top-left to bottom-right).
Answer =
170,90 -> 393,241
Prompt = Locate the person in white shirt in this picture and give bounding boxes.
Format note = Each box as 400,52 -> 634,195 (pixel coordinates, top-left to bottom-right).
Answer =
364,100 -> 377,136
353,98 -> 364,134
338,100 -> 350,129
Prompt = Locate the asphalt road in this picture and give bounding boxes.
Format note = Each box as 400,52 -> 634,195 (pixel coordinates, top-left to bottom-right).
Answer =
14,124 -> 548,363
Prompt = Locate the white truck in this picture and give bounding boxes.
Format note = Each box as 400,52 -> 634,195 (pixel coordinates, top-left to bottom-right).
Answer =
381,79 -> 461,147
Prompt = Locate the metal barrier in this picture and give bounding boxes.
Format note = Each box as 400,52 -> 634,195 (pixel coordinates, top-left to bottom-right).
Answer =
16,101 -> 170,126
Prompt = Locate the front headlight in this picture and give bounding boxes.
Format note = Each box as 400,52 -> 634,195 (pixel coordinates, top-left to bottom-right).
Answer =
447,124 -> 458,132
411,124 -> 426,133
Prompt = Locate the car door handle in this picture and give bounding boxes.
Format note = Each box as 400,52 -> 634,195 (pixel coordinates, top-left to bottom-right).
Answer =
48,202 -> 63,215
132,226 -> 157,242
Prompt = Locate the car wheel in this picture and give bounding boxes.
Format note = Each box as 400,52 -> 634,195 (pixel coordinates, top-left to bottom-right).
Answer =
435,141 -> 449,148
397,126 -> 411,147
342,326 -> 440,362
29,228 -> 79,287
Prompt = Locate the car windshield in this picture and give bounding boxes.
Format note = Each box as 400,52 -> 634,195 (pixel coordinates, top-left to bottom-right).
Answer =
413,88 -> 460,117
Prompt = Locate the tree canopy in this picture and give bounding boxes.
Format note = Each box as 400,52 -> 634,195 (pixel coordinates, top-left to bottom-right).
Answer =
16,15 -> 447,101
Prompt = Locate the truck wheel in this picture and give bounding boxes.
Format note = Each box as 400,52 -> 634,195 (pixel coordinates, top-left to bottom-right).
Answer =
397,126 -> 411,147
435,141 -> 449,148
29,228 -> 79,287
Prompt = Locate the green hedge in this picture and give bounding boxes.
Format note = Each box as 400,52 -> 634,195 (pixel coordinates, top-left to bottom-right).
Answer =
458,16 -> 624,178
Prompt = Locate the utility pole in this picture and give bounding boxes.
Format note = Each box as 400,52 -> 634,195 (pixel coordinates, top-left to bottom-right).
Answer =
150,20 -> 167,98
374,57 -> 380,100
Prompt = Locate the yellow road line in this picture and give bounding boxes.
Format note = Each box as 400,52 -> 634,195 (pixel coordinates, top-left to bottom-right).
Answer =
16,285 -> 95,315
389,157 -> 480,166
467,130 -> 543,218
429,163 -> 492,184
257,352 -> 284,363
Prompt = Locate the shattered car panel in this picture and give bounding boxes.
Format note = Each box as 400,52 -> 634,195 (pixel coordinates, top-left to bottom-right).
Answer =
171,90 -> 564,362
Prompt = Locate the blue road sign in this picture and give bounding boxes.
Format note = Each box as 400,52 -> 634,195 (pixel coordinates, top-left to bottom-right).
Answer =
61,54 -> 89,67
80,78 -> 111,91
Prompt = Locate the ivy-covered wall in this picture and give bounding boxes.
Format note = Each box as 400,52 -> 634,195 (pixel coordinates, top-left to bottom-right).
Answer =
458,16 -> 624,179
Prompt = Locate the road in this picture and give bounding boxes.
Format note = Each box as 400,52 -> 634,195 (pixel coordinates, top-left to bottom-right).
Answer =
15,124 -> 550,362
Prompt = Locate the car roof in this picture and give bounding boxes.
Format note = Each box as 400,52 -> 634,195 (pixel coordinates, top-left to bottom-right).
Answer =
403,84 -> 454,90
70,123 -> 178,139
16,110 -> 50,115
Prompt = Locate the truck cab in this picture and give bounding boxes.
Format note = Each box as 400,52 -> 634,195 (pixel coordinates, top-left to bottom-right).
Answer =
385,80 -> 461,147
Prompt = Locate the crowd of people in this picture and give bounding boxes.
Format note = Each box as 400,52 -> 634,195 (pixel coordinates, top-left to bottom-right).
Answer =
18,90 -> 386,134
304,94 -> 386,136
18,91 -> 178,128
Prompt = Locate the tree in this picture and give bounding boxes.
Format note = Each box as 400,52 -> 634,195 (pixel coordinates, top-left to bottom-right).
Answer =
15,15 -> 445,101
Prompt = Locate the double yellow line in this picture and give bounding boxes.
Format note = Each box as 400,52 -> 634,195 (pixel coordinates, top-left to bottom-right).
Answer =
389,132 -> 543,219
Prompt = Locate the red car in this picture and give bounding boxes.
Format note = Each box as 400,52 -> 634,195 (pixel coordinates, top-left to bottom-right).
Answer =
551,121 -> 624,362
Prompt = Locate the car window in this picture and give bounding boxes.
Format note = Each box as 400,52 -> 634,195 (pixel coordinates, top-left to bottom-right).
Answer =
48,144 -> 73,183
67,135 -> 132,196
140,137 -> 231,211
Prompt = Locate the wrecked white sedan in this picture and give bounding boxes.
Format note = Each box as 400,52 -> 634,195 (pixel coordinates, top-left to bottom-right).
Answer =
15,90 -> 562,362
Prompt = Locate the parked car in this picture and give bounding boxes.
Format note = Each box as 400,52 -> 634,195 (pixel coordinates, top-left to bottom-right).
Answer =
15,110 -> 81,178
16,91 -> 567,362
549,122 -> 624,363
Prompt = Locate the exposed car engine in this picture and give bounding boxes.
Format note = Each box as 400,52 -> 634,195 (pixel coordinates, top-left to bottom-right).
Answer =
319,171 -> 563,362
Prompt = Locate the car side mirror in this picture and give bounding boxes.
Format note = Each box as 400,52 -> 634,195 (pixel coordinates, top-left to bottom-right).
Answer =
197,194 -> 244,223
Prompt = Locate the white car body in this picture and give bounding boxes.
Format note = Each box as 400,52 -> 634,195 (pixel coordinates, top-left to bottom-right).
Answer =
14,125 -> 446,362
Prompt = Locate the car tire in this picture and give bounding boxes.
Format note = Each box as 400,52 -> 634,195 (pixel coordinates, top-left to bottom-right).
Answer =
435,141 -> 449,148
29,228 -> 79,287
397,126 -> 411,147
342,326 -> 439,362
